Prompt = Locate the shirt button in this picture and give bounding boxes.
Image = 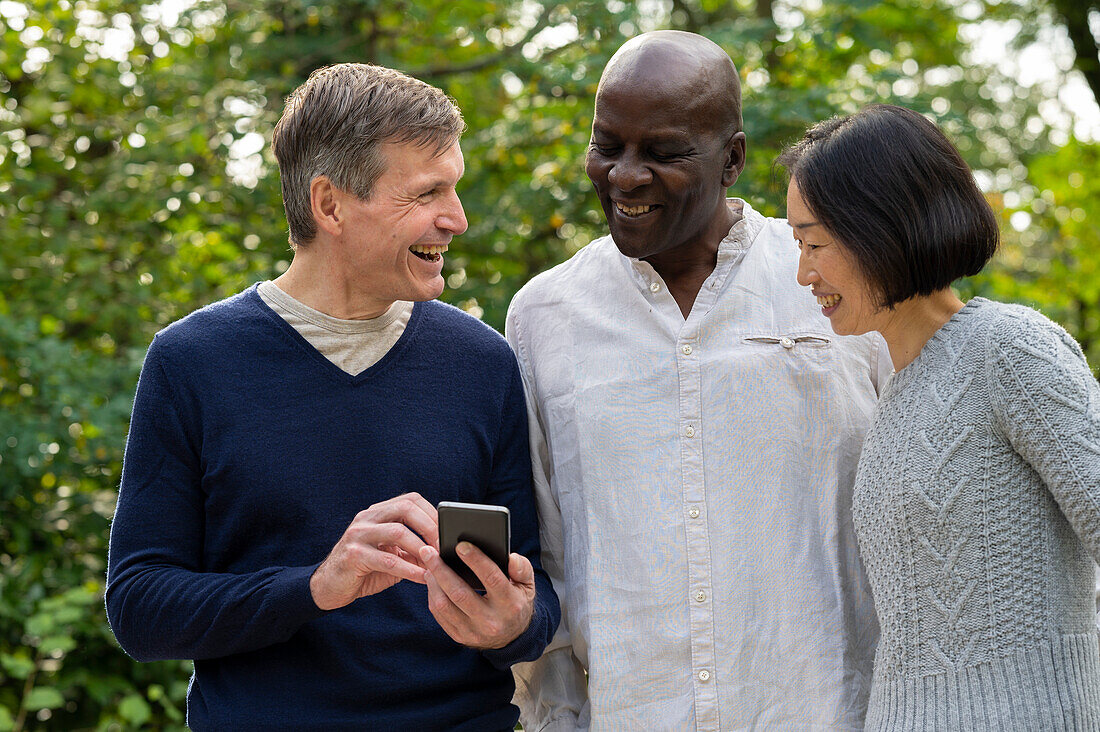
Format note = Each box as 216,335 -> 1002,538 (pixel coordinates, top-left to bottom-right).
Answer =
780,336 -> 795,349
685,425 -> 695,438
698,670 -> 711,682
650,282 -> 661,292
681,344 -> 693,355
694,591 -> 706,602
688,507 -> 700,519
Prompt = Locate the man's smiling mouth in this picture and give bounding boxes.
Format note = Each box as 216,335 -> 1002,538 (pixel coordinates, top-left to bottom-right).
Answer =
410,244 -> 447,262
614,202 -> 656,217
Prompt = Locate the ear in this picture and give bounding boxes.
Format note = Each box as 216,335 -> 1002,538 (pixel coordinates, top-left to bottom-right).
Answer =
309,175 -> 343,237
721,131 -> 747,188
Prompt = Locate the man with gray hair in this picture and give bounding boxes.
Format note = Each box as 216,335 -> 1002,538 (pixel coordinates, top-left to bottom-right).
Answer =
106,63 -> 559,730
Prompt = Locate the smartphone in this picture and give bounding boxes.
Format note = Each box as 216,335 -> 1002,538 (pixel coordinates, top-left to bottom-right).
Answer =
437,501 -> 510,592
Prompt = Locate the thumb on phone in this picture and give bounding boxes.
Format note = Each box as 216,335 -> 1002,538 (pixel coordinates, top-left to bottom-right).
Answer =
507,552 -> 534,587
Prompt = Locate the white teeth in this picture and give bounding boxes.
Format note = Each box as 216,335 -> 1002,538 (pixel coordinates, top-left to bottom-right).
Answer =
615,203 -> 654,216
816,294 -> 842,308
410,245 -> 448,255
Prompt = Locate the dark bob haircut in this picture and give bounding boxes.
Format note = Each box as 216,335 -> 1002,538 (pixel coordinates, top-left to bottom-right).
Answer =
777,104 -> 999,308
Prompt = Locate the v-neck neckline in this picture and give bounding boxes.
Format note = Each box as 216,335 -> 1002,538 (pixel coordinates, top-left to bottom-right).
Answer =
247,285 -> 423,385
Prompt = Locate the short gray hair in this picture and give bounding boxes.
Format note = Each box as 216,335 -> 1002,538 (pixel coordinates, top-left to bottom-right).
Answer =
271,63 -> 465,247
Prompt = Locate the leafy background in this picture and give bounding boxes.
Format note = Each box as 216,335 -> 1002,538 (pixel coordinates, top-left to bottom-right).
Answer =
1,0 -> 1098,728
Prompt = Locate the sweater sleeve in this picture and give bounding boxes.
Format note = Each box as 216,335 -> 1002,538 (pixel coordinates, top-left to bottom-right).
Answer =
478,353 -> 562,670
987,308 -> 1100,559
105,337 -> 326,662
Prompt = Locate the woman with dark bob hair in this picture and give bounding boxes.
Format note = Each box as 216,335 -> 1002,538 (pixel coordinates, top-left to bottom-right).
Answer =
780,103 -> 1100,730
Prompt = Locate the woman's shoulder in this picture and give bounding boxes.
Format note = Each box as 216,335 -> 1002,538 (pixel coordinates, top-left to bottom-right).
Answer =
972,298 -> 1085,363
967,299 -> 1094,410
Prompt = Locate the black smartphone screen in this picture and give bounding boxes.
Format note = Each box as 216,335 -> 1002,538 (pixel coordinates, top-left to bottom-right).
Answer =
437,501 -> 510,592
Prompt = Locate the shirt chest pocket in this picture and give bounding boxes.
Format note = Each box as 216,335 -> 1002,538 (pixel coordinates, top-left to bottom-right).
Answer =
743,332 -> 832,350
725,331 -> 839,408
737,332 -> 836,378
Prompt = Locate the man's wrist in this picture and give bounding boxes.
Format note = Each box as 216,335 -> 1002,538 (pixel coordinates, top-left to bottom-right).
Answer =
309,562 -> 341,611
488,599 -> 535,649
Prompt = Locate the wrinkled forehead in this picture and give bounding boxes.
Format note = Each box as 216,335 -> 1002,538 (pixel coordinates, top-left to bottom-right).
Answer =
593,70 -> 725,141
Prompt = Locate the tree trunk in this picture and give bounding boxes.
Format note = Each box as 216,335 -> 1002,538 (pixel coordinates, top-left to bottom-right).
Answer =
1051,0 -> 1100,106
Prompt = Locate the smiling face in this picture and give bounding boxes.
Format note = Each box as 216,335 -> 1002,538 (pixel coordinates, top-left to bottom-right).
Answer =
788,177 -> 888,336
584,38 -> 745,263
334,139 -> 467,313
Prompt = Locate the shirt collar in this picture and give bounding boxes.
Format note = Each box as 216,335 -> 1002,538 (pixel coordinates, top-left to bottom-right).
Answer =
620,198 -> 766,319
718,198 -> 764,255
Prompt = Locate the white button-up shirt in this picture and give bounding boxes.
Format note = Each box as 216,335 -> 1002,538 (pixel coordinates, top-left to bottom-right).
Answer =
506,200 -> 891,731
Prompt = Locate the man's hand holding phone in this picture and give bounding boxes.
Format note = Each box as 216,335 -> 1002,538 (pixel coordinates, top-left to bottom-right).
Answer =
309,495 -> 534,648
419,502 -> 535,649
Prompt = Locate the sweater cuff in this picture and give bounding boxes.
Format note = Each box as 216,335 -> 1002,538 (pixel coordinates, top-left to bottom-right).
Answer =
276,562 -> 330,624
480,594 -> 554,670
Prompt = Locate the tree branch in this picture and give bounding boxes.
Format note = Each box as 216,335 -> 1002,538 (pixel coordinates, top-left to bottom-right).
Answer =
1051,0 -> 1100,106
755,0 -> 779,74
407,3 -> 555,79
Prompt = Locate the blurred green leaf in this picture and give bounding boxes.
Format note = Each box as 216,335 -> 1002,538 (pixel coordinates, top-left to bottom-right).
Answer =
0,652 -> 34,680
119,694 -> 153,725
24,687 -> 64,711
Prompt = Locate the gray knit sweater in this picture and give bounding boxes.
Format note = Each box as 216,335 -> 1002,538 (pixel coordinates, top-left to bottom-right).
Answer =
854,297 -> 1100,731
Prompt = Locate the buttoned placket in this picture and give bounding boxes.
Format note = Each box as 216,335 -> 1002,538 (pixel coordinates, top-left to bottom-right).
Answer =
630,220 -> 749,731
677,263 -> 723,732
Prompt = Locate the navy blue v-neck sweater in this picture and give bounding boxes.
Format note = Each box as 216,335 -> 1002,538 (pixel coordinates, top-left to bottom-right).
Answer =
106,286 -> 559,731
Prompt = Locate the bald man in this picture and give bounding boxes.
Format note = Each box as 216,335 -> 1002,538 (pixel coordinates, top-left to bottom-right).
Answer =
506,32 -> 892,730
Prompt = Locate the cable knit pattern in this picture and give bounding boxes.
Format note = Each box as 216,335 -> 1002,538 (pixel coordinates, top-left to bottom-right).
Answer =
854,298 -> 1100,730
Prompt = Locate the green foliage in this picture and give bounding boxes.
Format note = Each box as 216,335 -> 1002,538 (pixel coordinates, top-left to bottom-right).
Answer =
1,0 -> 1096,727
0,313 -> 191,729
960,138 -> 1100,369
